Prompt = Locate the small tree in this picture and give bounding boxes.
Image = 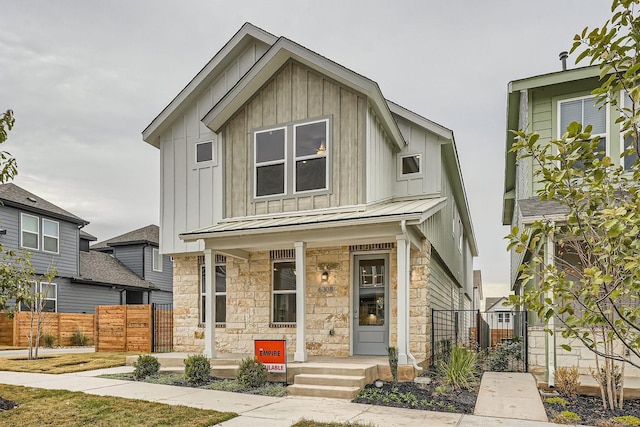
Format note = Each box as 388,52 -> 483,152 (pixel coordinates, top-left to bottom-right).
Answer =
507,0 -> 640,411
19,268 -> 57,360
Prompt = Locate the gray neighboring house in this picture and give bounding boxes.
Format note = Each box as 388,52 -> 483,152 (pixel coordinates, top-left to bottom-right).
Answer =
90,225 -> 173,305
0,183 -> 160,313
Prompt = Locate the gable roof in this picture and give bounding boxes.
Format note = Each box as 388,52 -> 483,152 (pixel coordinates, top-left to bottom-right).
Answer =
142,23 -> 278,147
74,251 -> 156,290
485,296 -> 509,311
91,224 -> 159,249
0,183 -> 88,225
79,229 -> 97,241
202,35 -> 405,151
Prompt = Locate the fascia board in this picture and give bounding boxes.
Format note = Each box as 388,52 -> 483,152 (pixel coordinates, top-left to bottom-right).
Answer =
142,23 -> 277,147
202,38 -> 405,151
509,65 -> 599,92
387,100 -> 453,141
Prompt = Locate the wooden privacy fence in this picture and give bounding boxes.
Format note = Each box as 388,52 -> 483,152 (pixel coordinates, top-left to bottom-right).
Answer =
0,312 -> 95,347
95,305 -> 153,352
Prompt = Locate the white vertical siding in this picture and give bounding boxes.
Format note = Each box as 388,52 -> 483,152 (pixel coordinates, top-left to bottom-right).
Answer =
159,43 -> 267,255
365,107 -> 394,203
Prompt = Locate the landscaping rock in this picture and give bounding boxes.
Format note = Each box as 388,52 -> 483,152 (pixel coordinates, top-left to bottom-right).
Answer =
0,396 -> 18,411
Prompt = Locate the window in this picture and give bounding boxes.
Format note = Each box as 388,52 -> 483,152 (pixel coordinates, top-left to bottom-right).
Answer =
196,141 -> 213,163
254,118 -> 329,199
559,96 -> 607,166
42,219 -> 59,254
498,312 -> 511,323
622,92 -> 639,170
21,213 -> 39,250
152,248 -> 162,272
272,261 -> 296,323
20,282 -> 57,313
458,221 -> 463,252
401,154 -> 421,176
199,256 -> 227,324
200,264 -> 206,324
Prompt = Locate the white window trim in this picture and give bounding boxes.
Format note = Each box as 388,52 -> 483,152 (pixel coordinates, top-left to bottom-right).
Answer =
399,153 -> 422,178
620,90 -> 638,170
293,118 -> 330,195
254,126 -> 287,199
271,260 -> 296,324
20,213 -> 40,251
195,140 -> 215,165
152,248 -> 162,272
557,94 -> 610,157
42,218 -> 59,254
42,282 -> 57,313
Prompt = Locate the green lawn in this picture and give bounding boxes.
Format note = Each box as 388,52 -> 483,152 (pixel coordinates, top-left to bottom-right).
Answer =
0,352 -> 127,373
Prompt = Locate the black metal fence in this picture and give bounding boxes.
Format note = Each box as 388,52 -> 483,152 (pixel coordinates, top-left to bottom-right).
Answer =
431,309 -> 528,372
152,303 -> 173,353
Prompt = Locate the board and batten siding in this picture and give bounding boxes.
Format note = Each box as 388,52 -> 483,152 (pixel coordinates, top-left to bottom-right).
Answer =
160,42 -> 269,255
365,107 -> 394,203
224,61 -> 367,218
391,114 -> 442,200
0,205 -> 79,277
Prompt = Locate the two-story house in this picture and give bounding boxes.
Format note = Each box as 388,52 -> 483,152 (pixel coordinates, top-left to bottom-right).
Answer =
143,23 -> 477,376
0,183 -> 162,313
90,224 -> 173,305
503,65 -> 640,381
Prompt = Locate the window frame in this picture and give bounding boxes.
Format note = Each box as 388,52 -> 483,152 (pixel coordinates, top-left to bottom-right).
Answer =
42,218 -> 59,254
293,118 -> 330,195
20,213 -> 40,251
254,126 -> 287,199
271,260 -> 297,325
152,248 -> 162,272
19,282 -> 57,313
214,261 -> 226,325
399,153 -> 422,178
195,140 -> 214,164
199,264 -> 206,325
557,94 -> 610,157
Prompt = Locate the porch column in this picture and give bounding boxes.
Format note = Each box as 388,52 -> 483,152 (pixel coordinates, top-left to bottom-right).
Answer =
203,248 -> 216,359
545,230 -> 556,386
396,234 -> 410,365
294,241 -> 307,362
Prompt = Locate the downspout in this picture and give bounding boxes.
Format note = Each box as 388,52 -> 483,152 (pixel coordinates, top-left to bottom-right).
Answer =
400,220 -> 423,372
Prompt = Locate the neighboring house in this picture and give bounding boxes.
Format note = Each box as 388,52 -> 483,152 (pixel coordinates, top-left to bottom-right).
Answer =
142,23 -> 478,376
472,270 -> 482,312
503,65 -> 640,378
0,183 -> 160,313
91,225 -> 173,304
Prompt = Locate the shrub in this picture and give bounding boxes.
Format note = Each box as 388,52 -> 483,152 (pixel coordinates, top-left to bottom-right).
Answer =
41,331 -> 55,348
184,354 -> 211,384
71,329 -> 90,346
545,396 -> 569,406
386,346 -> 398,383
236,357 -> 268,388
486,339 -> 523,372
436,344 -> 477,391
133,354 -> 160,379
554,411 -> 580,424
554,366 -> 580,398
613,416 -> 640,427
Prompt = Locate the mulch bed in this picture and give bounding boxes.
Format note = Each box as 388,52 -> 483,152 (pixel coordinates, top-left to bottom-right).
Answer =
352,377 -> 477,414
544,395 -> 640,426
0,396 -> 18,411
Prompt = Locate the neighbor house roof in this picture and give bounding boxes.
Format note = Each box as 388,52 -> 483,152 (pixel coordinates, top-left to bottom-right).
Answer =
79,229 -> 97,241
91,224 -> 159,249
73,251 -> 156,290
518,197 -> 569,224
485,296 -> 509,311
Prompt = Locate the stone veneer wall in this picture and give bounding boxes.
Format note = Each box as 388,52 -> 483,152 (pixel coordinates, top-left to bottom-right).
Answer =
528,326 -> 640,376
173,242 -> 433,361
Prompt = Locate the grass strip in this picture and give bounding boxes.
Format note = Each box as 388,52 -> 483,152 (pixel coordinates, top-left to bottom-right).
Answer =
0,352 -> 127,373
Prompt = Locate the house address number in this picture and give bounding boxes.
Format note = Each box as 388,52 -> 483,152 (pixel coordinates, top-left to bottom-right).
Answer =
318,286 -> 334,294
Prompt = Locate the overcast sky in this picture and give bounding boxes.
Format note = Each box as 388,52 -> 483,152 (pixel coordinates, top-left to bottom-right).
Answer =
1,1 -> 611,295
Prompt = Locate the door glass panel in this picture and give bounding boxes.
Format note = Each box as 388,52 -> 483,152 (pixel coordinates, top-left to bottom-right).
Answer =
359,259 -> 385,326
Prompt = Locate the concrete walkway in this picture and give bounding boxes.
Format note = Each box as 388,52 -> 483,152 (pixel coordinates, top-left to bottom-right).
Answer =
474,372 -> 548,422
0,367 -> 562,427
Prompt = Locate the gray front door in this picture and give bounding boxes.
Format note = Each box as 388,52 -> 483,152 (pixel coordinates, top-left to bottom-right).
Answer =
353,254 -> 389,355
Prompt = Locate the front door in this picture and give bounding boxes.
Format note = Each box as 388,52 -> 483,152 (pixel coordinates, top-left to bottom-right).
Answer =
353,254 -> 389,355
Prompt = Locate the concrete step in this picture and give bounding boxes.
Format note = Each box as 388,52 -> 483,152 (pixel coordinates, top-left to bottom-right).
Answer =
294,373 -> 366,388
287,384 -> 361,399
289,364 -> 374,377
210,365 -> 238,379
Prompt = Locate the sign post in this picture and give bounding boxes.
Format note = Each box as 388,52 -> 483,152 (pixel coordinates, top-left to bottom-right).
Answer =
254,339 -> 287,383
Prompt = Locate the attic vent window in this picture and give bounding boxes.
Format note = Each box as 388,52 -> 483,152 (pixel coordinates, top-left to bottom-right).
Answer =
401,154 -> 421,175
26,197 -> 37,203
196,141 -> 213,163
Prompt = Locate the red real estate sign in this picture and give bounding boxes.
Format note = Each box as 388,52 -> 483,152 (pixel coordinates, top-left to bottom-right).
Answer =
254,339 -> 286,373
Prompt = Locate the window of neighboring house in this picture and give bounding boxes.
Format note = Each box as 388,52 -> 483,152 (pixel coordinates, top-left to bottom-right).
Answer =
196,141 -> 213,163
42,219 -> 59,254
498,312 -> 510,323
401,154 -> 421,176
559,96 -> 607,167
152,248 -> 162,272
272,261 -> 296,324
255,127 -> 286,197
621,92 -> 639,169
294,120 -> 329,193
20,282 -> 57,313
21,213 -> 39,250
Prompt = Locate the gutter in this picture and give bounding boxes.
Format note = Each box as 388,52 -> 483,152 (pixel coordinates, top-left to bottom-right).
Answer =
400,220 -> 423,372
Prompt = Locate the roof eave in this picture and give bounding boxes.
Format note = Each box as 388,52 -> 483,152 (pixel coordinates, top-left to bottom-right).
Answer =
1,200 -> 88,226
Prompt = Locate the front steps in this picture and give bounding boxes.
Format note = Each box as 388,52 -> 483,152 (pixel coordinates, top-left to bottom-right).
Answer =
287,364 -> 377,399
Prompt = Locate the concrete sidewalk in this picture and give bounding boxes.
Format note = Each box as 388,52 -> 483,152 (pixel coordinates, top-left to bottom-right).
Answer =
474,372 -> 548,422
0,368 -> 561,427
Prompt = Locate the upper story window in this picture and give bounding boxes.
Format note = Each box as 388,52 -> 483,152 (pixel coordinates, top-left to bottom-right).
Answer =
42,219 -> 59,254
152,248 -> 162,272
559,96 -> 607,165
254,118 -> 330,199
400,154 -> 421,176
196,141 -> 213,163
21,213 -> 39,250
622,92 -> 639,170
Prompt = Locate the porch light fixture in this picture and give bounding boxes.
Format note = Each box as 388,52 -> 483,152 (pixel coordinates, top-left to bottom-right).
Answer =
321,271 -> 329,281
316,141 -> 326,155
